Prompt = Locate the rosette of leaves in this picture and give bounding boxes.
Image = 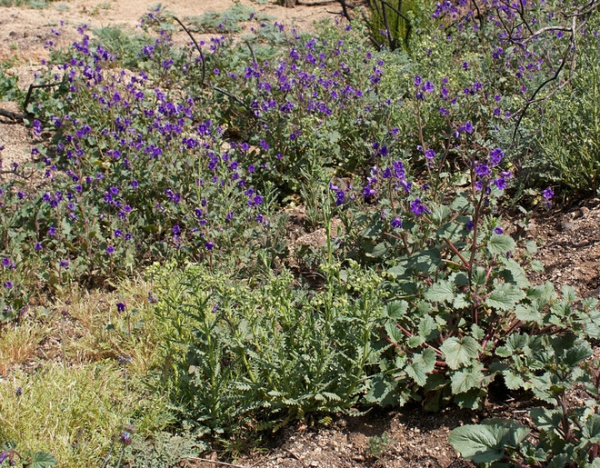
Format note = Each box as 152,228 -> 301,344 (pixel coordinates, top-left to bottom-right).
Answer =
366,236 -> 600,411
450,333 -> 600,466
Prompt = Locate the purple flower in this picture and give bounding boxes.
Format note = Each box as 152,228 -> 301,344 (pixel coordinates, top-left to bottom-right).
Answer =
410,198 -> 428,216
490,148 -> 504,165
466,220 -> 475,231
59,259 -> 69,269
116,302 -> 126,313
205,241 -> 214,251
493,227 -> 504,234
120,431 -> 133,446
4,281 -> 13,289
494,177 -> 507,190
254,195 -> 263,205
542,187 -> 554,199
422,81 -> 434,92
414,75 -> 422,86
48,226 -> 57,236
35,242 -> 42,251
172,225 -> 181,235
1,257 -> 10,268
475,163 -> 490,177
425,149 -> 436,159
391,217 -> 402,229
106,245 -> 115,254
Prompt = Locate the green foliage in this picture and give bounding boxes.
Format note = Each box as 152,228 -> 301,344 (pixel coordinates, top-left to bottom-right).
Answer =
0,0 -> 59,8
367,432 -> 393,459
364,0 -> 418,51
451,354 -> 600,466
0,448 -> 57,468
126,431 -> 208,468
0,61 -> 23,102
150,259 -> 385,441
535,38 -> 600,195
0,363 -> 168,467
91,27 -> 151,70
184,3 -> 264,34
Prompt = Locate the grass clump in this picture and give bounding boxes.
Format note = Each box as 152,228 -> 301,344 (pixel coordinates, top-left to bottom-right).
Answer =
0,362 -> 169,466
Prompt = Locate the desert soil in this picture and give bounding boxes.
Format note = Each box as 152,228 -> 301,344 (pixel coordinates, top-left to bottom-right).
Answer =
1,1 -> 600,467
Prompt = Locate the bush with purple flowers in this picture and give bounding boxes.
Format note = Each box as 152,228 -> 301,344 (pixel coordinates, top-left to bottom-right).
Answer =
1,0 -> 600,459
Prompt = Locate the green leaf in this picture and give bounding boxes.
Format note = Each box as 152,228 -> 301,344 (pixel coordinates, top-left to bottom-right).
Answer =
383,300 -> 408,319
407,335 -> 425,348
449,419 -> 530,463
453,293 -> 470,310
431,205 -> 452,224
405,348 -> 436,386
487,234 -> 516,256
365,375 -> 401,407
502,370 -> 525,390
418,315 -> 437,340
525,240 -> 537,254
451,363 -> 484,394
424,280 -> 455,304
582,414 -> 600,443
561,340 -> 592,367
449,425 -> 506,463
486,283 -> 525,311
530,260 -> 544,272
30,452 -> 58,468
440,337 -> 481,370
500,259 -> 530,288
514,305 -> 542,323
384,321 -> 405,344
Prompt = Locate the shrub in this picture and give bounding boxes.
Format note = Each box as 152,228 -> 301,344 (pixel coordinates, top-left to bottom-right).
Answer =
150,259 -> 385,440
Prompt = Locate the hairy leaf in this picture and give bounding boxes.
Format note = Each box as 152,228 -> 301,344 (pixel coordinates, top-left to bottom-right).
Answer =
440,337 -> 481,370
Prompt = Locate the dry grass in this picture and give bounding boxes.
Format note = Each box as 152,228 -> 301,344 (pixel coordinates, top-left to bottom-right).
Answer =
0,323 -> 46,377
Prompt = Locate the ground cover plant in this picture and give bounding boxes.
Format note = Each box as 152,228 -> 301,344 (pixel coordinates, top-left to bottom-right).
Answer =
1,0 -> 600,465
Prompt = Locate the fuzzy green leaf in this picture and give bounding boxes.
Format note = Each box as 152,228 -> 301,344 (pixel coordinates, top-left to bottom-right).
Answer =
384,321 -> 405,343
440,337 -> 481,370
383,300 -> 408,319
424,280 -> 455,304
486,283 -> 525,311
418,315 -> 437,339
30,452 -> 58,468
487,234 -> 516,255
449,419 -> 530,463
503,370 -> 525,390
405,348 -> 436,386
451,363 -> 484,394
500,259 -> 530,288
582,414 -> 600,443
453,293 -> 470,309
514,305 -> 542,323
448,425 -> 506,463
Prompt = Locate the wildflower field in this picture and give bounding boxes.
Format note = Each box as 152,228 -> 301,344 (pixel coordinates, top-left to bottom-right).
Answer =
1,0 -> 600,465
